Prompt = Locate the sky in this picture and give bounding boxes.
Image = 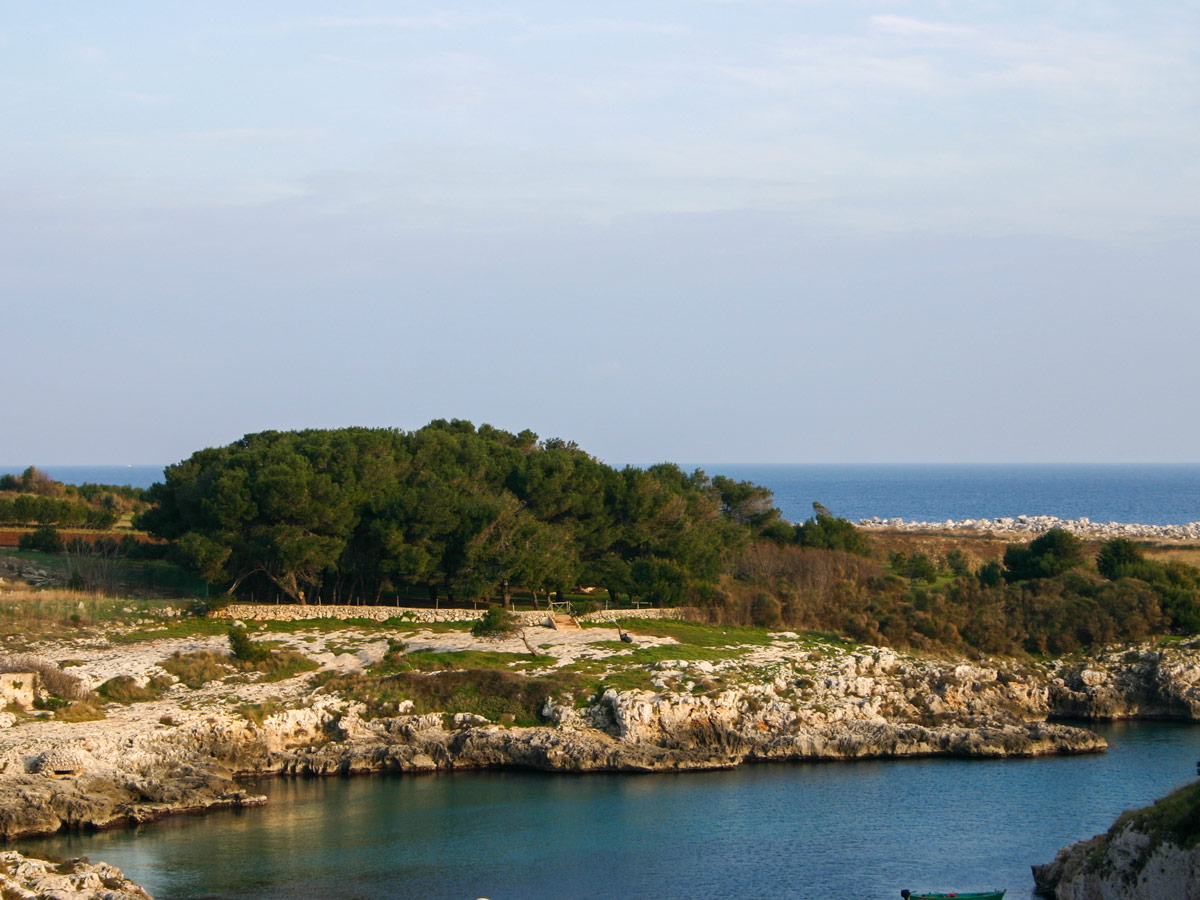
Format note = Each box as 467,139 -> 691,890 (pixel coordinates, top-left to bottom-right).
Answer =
3,1 -> 1198,465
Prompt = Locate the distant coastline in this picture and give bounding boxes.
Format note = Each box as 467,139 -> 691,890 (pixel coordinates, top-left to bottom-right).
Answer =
3,462 -> 1198,527
0,465 -> 164,491
860,513 -> 1200,541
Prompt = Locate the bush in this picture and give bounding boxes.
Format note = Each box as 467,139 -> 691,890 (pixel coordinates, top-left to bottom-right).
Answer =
1004,528 -> 1085,581
571,598 -> 598,616
471,606 -> 519,638
18,525 -> 63,554
946,549 -> 972,578
978,560 -> 1004,587
749,592 -> 781,627
98,675 -> 172,704
228,626 -> 270,663
794,509 -> 872,556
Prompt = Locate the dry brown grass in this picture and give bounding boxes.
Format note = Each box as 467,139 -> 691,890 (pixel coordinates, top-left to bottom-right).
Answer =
0,654 -> 92,701
159,646 -> 318,689
864,530 -> 1016,566
1145,545 -> 1200,567
53,700 -> 105,722
160,650 -> 232,688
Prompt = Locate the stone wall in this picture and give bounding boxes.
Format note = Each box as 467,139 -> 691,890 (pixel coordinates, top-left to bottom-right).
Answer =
0,673 -> 36,710
212,604 -> 534,624
210,603 -> 699,626
578,607 -> 702,623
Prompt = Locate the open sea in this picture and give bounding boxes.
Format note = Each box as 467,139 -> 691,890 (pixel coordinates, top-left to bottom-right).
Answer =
7,463 -> 1199,526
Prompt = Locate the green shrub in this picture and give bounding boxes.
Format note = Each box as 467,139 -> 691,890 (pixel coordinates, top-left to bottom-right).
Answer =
18,525 -> 63,554
471,606 -> 518,638
228,626 -> 270,663
750,592 -> 781,627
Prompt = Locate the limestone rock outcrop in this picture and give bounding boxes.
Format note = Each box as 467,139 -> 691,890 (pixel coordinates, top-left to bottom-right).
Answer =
0,850 -> 152,899
1033,783 -> 1200,899
1048,643 -> 1200,720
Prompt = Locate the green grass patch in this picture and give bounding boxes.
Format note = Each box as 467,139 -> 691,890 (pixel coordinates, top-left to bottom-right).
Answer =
558,658 -> 657,693
587,640 -> 637,652
610,619 -> 777,648
111,616 -> 231,644
381,649 -> 554,673
320,668 -> 585,725
623,643 -> 746,664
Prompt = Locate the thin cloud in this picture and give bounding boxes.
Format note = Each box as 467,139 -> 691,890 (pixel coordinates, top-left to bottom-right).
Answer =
517,19 -> 693,39
107,89 -> 171,103
869,15 -> 978,40
301,13 -> 505,29
182,128 -> 317,142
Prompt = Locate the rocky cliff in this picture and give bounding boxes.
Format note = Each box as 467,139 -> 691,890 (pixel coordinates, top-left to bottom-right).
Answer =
1033,782 -> 1200,899
1047,643 -> 1200,720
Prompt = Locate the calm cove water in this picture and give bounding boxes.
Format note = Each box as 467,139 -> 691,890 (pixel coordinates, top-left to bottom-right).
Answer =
17,722 -> 1199,900
5,463 -> 1200,525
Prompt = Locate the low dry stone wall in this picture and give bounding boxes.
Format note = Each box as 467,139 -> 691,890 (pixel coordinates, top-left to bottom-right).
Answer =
580,607 -> 702,623
211,604 -> 699,626
212,604 -> 534,624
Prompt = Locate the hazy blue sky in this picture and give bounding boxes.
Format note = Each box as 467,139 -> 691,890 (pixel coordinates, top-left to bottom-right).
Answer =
3,2 -> 1198,465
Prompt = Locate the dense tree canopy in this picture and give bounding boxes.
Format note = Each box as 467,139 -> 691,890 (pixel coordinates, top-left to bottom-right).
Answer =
137,422 -> 778,605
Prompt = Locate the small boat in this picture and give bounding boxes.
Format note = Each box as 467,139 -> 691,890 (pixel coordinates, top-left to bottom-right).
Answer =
901,891 -> 1005,900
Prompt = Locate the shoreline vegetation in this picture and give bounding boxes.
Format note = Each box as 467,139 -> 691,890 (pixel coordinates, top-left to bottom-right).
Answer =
2,424 -> 1199,898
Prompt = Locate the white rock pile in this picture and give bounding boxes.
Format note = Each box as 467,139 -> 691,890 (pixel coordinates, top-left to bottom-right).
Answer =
859,514 -> 1200,540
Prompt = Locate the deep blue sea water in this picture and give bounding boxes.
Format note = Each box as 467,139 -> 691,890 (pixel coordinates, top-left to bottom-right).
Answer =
689,464 -> 1200,526
18,722 -> 1199,900
0,465 -> 164,491
5,463 -> 1199,525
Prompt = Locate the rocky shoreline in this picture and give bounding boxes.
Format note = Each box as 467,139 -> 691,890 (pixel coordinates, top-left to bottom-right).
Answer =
4,631 -> 1198,841
1,850 -> 151,900
1,619 -> 1198,897
859,514 -> 1200,541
